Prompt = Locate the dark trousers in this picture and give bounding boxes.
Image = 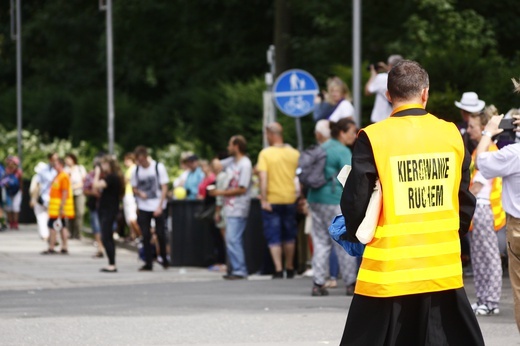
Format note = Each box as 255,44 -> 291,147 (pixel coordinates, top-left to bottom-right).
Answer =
138,209 -> 167,267
340,288 -> 484,346
100,208 -> 118,266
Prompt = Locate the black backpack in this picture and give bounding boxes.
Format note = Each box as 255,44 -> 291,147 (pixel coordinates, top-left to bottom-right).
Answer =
297,145 -> 327,189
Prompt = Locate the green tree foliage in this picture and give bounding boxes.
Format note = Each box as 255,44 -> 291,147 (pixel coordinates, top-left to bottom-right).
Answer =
0,0 -> 519,166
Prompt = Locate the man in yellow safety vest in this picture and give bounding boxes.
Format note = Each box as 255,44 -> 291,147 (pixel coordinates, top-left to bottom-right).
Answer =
339,60 -> 484,345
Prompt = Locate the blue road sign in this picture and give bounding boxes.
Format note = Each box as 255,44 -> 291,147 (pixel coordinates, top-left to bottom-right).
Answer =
273,69 -> 319,118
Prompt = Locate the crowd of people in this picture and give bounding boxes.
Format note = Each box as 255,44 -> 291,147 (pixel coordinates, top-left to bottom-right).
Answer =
2,55 -> 520,342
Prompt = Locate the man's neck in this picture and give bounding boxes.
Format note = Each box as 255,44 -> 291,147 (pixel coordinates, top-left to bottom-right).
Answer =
392,99 -> 424,110
270,140 -> 285,147
234,152 -> 245,161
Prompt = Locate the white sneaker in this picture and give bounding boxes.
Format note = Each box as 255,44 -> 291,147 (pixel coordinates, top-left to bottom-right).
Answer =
302,269 -> 314,277
471,302 -> 479,312
475,304 -> 499,316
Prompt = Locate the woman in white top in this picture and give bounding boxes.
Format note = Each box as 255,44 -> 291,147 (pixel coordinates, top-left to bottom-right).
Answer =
313,76 -> 355,122
65,153 -> 87,240
467,109 -> 503,316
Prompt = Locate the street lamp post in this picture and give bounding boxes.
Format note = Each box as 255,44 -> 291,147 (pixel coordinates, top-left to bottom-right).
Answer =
100,0 -> 115,155
263,45 -> 276,148
352,0 -> 362,127
11,0 -> 23,162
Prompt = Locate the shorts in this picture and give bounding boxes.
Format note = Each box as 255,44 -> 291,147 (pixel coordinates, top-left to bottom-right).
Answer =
47,217 -> 69,231
4,191 -> 22,213
262,203 -> 298,246
123,194 -> 138,224
90,210 -> 101,234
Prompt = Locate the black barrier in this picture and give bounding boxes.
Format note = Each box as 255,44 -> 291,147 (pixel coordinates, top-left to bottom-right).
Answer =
169,198 -> 266,274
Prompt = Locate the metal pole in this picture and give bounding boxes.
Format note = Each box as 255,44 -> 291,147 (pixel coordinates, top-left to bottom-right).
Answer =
295,118 -> 303,151
352,0 -> 362,127
264,45 -> 276,148
16,0 -> 22,162
106,0 -> 115,155
269,45 -> 276,123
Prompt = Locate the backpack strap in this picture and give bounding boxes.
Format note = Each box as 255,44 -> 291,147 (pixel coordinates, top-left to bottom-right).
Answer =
136,162 -> 162,191
156,162 -> 161,190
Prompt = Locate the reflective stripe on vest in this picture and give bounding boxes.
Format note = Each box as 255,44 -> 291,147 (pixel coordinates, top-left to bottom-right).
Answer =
358,107 -> 465,298
470,144 -> 506,231
48,176 -> 75,219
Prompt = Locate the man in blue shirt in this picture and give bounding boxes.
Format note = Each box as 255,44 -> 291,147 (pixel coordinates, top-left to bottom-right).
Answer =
184,155 -> 204,199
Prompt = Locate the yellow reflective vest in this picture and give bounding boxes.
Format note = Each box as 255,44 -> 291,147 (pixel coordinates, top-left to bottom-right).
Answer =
357,105 -> 465,298
470,144 -> 506,231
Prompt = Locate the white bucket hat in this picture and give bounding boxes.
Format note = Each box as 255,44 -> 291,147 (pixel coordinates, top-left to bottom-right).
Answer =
454,92 -> 485,113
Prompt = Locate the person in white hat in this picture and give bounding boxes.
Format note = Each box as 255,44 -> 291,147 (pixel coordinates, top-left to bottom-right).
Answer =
455,92 -> 486,153
454,92 -> 486,277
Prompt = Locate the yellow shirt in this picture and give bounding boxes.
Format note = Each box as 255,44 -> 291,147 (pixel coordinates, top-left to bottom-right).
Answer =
125,164 -> 136,196
257,145 -> 300,204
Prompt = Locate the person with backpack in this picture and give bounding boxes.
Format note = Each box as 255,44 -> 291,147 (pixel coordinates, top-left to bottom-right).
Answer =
131,146 -> 170,271
93,155 -> 125,273
304,119 -> 358,296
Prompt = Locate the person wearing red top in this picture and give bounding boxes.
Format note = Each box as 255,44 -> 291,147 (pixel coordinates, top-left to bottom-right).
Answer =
197,160 -> 216,200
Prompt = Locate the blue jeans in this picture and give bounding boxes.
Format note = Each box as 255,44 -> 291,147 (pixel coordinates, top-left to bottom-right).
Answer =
226,217 -> 248,277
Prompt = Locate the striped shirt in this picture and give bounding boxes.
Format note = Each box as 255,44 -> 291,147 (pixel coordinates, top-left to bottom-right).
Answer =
477,143 -> 520,218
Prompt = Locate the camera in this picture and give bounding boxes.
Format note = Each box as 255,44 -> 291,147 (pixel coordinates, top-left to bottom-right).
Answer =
367,62 -> 387,73
497,118 -> 518,142
498,118 -> 515,131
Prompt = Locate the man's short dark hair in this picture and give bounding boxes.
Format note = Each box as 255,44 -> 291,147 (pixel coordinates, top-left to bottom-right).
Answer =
231,135 -> 247,154
387,60 -> 429,102
134,145 -> 148,158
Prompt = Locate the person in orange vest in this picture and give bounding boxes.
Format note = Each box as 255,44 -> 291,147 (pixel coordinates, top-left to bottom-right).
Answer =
467,110 -> 506,315
41,157 -> 75,255
339,60 -> 484,345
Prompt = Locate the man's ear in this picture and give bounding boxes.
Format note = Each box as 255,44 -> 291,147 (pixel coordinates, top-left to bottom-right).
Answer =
386,90 -> 392,103
421,87 -> 429,105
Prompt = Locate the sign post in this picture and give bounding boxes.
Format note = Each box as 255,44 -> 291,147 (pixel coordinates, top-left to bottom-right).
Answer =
273,69 -> 319,151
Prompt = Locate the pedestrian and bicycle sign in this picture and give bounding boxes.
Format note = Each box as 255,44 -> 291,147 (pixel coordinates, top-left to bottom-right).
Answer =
273,69 -> 319,118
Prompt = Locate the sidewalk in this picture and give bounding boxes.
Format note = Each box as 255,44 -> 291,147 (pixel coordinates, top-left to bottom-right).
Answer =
0,224 -> 223,291
0,224 -> 518,345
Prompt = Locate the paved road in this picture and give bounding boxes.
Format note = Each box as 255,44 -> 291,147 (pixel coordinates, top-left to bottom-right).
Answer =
0,225 -> 518,345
